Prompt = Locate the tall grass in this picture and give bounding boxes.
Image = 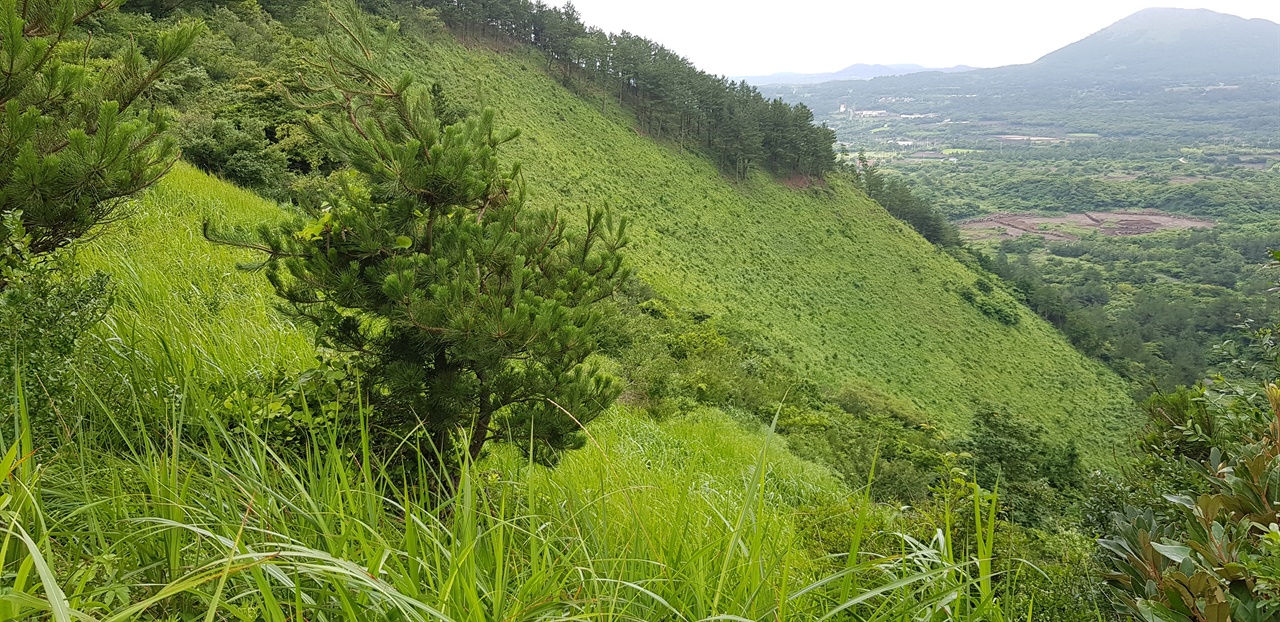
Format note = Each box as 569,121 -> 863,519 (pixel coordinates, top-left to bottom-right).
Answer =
3,378 -> 1023,621
79,163 -> 313,387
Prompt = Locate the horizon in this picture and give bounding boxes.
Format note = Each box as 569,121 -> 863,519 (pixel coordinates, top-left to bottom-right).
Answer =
732,62 -> 976,80
548,1 -> 1280,77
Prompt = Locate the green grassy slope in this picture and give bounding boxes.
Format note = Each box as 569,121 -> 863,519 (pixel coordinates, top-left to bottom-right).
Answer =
401,38 -> 1137,455
80,163 -> 312,383
83,163 -> 848,518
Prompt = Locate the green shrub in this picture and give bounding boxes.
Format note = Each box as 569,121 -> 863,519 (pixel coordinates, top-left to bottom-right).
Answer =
963,407 -> 1086,528
1100,380 -> 1280,619
0,216 -> 110,444
178,116 -> 290,189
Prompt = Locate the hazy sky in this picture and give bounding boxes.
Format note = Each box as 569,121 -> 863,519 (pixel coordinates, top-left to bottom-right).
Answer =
547,1 -> 1280,76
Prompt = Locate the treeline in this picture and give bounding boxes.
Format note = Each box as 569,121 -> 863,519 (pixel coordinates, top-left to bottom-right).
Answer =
416,0 -> 837,178
846,152 -> 960,246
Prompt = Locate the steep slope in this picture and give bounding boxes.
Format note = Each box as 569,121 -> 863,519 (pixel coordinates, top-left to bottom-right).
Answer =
1034,8 -> 1280,79
80,163 -> 313,381
394,37 -> 1137,457
72,165 -> 871,616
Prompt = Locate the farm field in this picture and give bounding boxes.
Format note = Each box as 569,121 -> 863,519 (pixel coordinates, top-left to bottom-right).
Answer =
960,210 -> 1215,241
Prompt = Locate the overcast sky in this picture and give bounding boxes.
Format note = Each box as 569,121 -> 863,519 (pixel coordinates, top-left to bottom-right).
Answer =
547,1 -> 1280,77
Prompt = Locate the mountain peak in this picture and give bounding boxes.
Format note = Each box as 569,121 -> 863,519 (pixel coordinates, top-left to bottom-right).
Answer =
1125,7 -> 1244,20
1034,8 -> 1280,78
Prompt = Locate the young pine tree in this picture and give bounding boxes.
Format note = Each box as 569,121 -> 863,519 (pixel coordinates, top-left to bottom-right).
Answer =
213,5 -> 629,477
0,0 -> 202,274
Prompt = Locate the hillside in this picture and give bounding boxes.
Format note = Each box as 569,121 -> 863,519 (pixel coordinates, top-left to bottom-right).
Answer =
60,163 -> 885,621
1034,8 -> 1280,79
3,0 -> 1209,616
62,2 -> 1138,454
388,36 -> 1136,454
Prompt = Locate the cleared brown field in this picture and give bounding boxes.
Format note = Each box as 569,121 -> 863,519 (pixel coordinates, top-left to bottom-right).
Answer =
959,210 -> 1215,241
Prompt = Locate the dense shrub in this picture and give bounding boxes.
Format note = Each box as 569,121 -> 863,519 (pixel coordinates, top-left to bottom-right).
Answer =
1101,383 -> 1280,619
179,116 -> 290,189
963,407 -> 1085,527
0,217 -> 111,443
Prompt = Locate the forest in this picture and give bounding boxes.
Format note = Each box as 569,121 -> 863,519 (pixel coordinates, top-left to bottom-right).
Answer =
842,146 -> 1280,397
2,0 -> 1280,619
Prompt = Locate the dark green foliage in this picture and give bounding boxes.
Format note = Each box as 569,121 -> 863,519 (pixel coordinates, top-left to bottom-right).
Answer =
0,215 -> 111,444
827,149 -> 1280,405
801,381 -> 946,502
957,281 -> 1022,326
178,116 -> 289,188
0,0 -> 201,265
848,151 -> 960,246
605,290 -> 794,422
167,2 -> 333,196
989,228 -> 1280,391
886,149 -> 1280,225
962,407 -> 1085,527
213,7 -> 629,473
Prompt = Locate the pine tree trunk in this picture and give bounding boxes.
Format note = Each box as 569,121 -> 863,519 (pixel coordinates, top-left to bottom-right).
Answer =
468,412 -> 491,462
469,375 -> 494,462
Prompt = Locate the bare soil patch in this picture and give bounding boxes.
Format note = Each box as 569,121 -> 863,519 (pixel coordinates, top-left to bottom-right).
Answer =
959,210 -> 1214,241
781,174 -> 823,189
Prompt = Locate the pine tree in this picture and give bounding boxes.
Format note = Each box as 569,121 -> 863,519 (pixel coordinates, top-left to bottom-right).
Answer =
851,151 -> 959,246
0,0 -> 202,278
212,4 -> 629,478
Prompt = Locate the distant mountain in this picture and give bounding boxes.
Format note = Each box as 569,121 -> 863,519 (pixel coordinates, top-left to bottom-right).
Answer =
736,63 -> 975,86
1032,7 -> 1280,79
756,8 -> 1280,144
760,8 -> 1279,89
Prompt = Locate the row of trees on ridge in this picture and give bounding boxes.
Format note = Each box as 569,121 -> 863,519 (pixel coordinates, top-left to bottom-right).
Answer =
415,0 -> 837,178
